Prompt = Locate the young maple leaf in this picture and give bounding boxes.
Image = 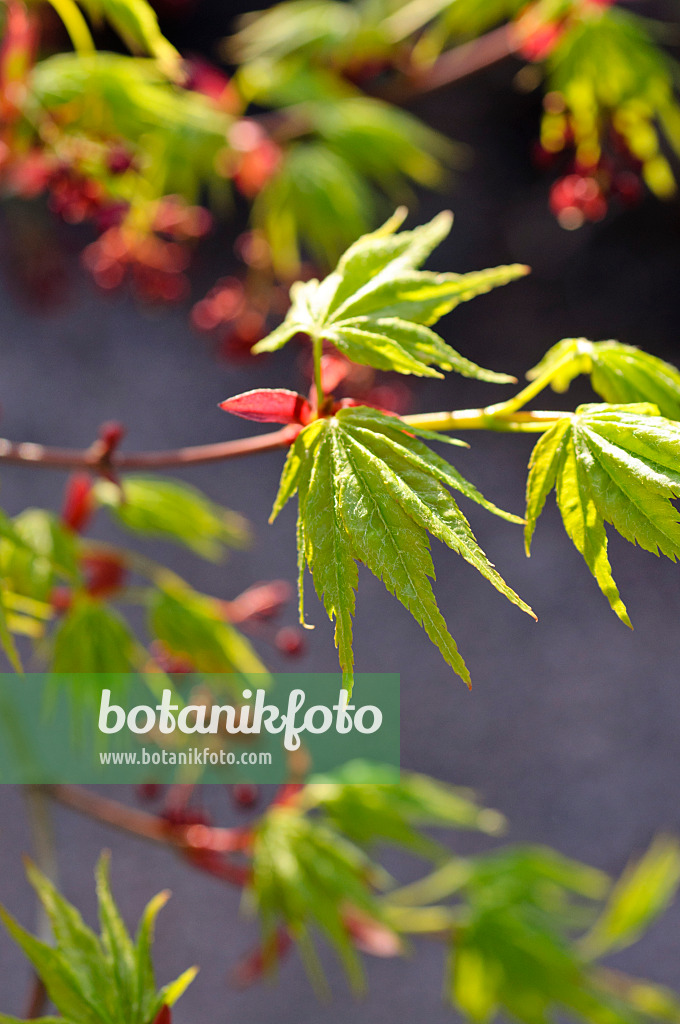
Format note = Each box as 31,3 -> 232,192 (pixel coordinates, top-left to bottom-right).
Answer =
253,207 -> 528,382
525,402 -> 680,626
272,406 -> 534,693
526,338 -> 680,421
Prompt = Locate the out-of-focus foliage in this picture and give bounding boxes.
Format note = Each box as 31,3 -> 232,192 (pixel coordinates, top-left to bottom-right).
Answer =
94,475 -> 250,560
1,0 -> 454,295
3,770 -> 680,1018
0,854 -> 197,1024
1,0 -> 679,309
242,769 -> 680,1019
543,4 -> 680,221
250,106 -> 455,276
0,472 -> 267,677
231,0 -> 680,238
229,0 -> 454,67
443,838 -> 680,1024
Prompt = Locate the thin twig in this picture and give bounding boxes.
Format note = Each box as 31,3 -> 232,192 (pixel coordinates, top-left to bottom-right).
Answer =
24,978 -> 48,1020
0,426 -> 296,472
376,23 -> 519,104
44,785 -> 253,886
24,787 -> 58,1019
44,785 -> 244,850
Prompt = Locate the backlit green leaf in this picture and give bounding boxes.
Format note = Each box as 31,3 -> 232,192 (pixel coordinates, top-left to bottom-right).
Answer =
250,804 -> 391,991
148,583 -> 267,675
305,762 -> 505,857
254,210 -> 526,381
0,590 -> 22,672
526,403 -> 680,626
24,860 -> 116,1016
581,836 -> 680,959
52,598 -> 139,672
273,405 -> 533,692
95,476 -> 250,561
96,854 -> 137,1018
79,0 -> 180,73
0,509 -> 79,603
0,856 -> 195,1024
527,338 -> 680,421
0,905 -> 103,1023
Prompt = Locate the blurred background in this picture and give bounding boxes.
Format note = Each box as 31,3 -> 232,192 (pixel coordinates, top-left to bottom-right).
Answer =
2,1 -> 680,1019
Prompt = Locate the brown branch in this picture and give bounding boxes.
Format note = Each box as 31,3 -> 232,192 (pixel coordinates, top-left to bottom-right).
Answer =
253,23 -> 522,142
0,425 -> 296,472
44,785 -> 250,866
24,976 -> 48,1019
373,23 -> 520,104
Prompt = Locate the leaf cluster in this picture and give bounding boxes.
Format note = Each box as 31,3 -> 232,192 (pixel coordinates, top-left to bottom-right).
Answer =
244,769 -> 680,1021
546,5 -> 680,197
0,854 -> 196,1024
0,475 -> 265,679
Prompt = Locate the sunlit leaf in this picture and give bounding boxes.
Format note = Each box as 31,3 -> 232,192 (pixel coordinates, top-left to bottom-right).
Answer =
95,476 -> 250,561
255,209 -> 526,381
581,836 -> 680,958
148,583 -> 267,675
305,761 -> 506,857
0,509 -> 79,603
0,856 -> 196,1024
546,6 -> 680,197
249,804 -> 391,991
273,405 -> 533,692
52,597 -> 139,672
79,0 -> 181,74
526,403 -> 680,626
528,338 -> 680,421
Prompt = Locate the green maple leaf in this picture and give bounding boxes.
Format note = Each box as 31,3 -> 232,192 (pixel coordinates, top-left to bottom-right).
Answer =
525,403 -> 680,627
272,406 -> 534,693
254,208 -> 528,381
527,338 -> 680,421
0,854 -> 196,1024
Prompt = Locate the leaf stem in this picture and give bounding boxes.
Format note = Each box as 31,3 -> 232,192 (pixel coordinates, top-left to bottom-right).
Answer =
311,335 -> 325,413
46,0 -> 96,54
483,353 -> 577,418
403,408 -> 566,433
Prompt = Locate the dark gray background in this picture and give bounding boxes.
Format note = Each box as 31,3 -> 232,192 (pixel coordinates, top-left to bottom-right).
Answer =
2,4 -> 680,1018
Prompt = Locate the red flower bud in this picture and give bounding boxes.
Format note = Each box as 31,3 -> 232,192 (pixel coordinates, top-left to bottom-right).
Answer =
343,906 -> 403,958
226,580 -> 292,624
50,587 -> 73,615
231,783 -> 259,810
82,553 -> 126,598
275,626 -> 307,658
61,472 -> 94,533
